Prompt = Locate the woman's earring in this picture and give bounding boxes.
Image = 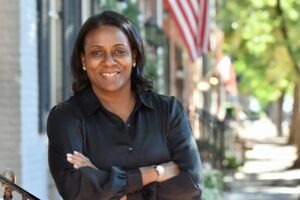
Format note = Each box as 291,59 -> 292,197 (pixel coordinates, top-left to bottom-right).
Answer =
82,65 -> 87,71
133,62 -> 136,67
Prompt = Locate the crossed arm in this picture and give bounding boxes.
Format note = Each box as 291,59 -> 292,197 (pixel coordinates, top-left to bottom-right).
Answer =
66,151 -> 180,199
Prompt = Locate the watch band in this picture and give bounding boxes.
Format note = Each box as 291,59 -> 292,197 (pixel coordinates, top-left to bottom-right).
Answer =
154,165 -> 165,182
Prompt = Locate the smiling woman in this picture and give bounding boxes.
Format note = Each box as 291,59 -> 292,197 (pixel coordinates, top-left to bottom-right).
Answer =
81,25 -> 134,101
47,10 -> 203,200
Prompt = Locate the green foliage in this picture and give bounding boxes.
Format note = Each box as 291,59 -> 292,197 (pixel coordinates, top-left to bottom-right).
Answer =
217,0 -> 300,106
202,169 -> 223,200
100,0 -> 141,29
223,151 -> 244,170
144,53 -> 159,91
204,169 -> 223,188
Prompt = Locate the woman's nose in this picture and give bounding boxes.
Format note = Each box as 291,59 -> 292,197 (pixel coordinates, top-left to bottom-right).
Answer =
102,53 -> 116,66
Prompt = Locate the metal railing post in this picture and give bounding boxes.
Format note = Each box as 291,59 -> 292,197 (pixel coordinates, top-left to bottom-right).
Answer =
0,170 -> 40,200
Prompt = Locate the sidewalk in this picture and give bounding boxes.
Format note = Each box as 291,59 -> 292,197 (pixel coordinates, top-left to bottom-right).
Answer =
222,118 -> 300,200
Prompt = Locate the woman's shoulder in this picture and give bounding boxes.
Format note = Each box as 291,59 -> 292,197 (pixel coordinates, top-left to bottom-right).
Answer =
48,96 -> 81,120
47,96 -> 84,139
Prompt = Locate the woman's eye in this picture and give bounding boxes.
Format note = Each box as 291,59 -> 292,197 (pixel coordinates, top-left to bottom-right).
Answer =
114,49 -> 127,55
92,51 -> 103,56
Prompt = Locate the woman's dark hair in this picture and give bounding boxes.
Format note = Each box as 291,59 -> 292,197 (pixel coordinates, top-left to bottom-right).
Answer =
71,10 -> 153,94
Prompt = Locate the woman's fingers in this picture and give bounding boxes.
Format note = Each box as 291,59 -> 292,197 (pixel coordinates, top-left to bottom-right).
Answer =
66,151 -> 97,169
66,153 -> 87,168
66,154 -> 75,163
73,151 -> 83,157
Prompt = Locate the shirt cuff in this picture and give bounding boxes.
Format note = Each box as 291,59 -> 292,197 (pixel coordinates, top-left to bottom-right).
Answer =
126,168 -> 143,193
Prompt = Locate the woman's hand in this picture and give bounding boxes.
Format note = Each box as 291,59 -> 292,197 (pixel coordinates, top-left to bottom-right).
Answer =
157,161 -> 180,182
66,151 -> 97,169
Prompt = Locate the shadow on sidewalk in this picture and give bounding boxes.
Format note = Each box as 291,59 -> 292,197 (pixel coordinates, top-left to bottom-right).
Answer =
222,118 -> 300,200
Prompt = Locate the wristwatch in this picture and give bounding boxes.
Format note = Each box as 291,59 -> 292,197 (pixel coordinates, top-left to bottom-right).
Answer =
154,165 -> 165,182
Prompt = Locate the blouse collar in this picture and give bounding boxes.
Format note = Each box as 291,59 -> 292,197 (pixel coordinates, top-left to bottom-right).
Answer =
74,87 -> 154,117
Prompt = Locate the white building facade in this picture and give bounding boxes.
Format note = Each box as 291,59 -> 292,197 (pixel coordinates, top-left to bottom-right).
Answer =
0,0 -> 48,199
0,0 -> 92,199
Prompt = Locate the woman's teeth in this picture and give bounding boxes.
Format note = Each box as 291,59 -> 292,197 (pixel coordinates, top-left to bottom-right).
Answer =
102,72 -> 119,77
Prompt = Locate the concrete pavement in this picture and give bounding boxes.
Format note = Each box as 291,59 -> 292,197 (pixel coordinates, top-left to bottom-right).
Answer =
222,118 -> 300,200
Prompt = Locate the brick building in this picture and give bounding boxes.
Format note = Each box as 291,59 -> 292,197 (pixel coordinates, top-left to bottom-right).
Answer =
0,0 -> 86,199
0,0 -> 48,199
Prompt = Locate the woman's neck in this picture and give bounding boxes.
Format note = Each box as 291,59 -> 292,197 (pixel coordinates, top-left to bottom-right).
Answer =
92,86 -> 135,122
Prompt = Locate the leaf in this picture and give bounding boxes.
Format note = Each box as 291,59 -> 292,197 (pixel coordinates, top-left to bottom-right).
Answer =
218,0 -> 300,106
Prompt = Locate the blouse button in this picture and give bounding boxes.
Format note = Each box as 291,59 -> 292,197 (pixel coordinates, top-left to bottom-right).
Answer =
128,146 -> 134,152
126,123 -> 131,128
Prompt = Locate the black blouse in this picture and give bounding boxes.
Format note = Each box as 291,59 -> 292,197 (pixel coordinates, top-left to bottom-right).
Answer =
47,88 -> 202,200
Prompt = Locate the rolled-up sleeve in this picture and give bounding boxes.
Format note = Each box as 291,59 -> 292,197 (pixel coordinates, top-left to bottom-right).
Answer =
157,97 -> 203,200
47,103 -> 142,199
127,169 -> 143,194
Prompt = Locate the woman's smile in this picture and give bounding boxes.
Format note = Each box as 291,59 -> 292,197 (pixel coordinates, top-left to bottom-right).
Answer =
101,72 -> 120,77
100,71 -> 121,80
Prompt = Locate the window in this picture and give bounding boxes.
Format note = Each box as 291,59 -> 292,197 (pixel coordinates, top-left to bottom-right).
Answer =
62,0 -> 82,100
37,0 -> 50,133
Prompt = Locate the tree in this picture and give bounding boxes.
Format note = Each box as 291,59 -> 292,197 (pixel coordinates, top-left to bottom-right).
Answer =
217,0 -> 300,167
276,0 -> 300,168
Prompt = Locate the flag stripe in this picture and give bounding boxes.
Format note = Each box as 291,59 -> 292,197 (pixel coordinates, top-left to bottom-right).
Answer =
202,0 -> 210,52
166,0 -> 198,60
176,1 -> 195,39
179,0 -> 197,36
189,0 -> 199,20
166,0 -> 210,61
198,0 -> 207,50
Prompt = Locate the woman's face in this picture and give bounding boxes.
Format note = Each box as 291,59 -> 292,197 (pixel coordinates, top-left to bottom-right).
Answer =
81,25 -> 135,94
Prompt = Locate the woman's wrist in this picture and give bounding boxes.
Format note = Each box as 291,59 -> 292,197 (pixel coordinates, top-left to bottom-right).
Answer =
139,161 -> 179,185
139,165 -> 158,186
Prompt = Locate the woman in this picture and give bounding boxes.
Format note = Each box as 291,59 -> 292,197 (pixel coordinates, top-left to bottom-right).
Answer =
47,10 -> 202,200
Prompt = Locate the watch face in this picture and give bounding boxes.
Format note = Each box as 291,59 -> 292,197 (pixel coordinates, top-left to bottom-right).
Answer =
155,165 -> 165,182
157,165 -> 164,172
156,165 -> 165,175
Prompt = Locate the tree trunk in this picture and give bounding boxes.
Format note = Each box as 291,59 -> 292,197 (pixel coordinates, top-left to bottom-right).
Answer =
276,0 -> 300,168
296,103 -> 300,168
276,92 -> 284,137
288,79 -> 300,168
288,81 -> 299,144
294,80 -> 300,168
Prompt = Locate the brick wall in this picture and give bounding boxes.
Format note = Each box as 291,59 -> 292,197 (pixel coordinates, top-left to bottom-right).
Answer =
0,0 -> 22,187
0,0 -> 48,199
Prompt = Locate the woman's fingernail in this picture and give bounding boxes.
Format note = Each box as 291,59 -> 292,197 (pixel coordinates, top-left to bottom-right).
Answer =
74,151 -> 79,154
66,153 -> 72,157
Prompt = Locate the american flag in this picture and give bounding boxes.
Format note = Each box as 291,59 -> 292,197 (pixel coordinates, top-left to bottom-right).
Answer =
165,0 -> 210,62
